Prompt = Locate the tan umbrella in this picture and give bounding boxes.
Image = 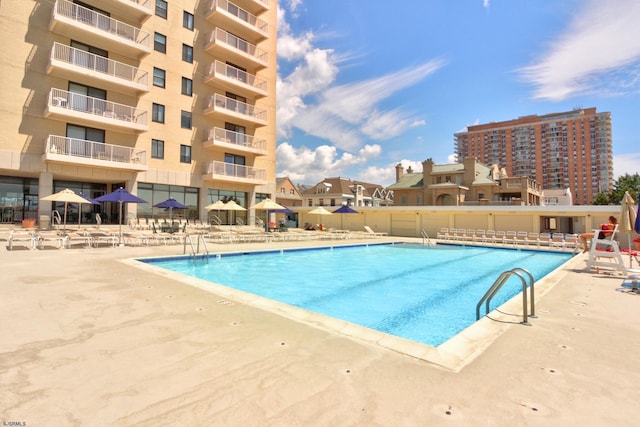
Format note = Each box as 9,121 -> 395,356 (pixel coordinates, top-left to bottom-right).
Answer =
41,188 -> 93,231
205,200 -> 226,226
251,198 -> 285,229
308,206 -> 332,229
620,191 -> 637,266
252,198 -> 285,210
221,200 -> 246,226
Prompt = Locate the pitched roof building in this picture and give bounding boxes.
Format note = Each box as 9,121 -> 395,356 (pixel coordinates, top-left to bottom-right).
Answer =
274,177 -> 303,207
301,177 -> 393,207
387,157 -> 543,206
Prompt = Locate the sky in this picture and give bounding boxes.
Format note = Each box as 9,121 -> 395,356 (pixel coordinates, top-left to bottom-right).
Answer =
274,0 -> 640,187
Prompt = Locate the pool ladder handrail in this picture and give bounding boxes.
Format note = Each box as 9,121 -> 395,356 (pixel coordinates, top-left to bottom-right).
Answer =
420,229 -> 436,247
476,267 -> 536,325
184,234 -> 209,260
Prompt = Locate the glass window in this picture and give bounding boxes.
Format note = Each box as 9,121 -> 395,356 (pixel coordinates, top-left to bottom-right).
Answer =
181,77 -> 192,96
152,103 -> 165,123
155,0 -> 168,19
180,110 -> 192,129
183,11 -> 194,30
153,67 -> 165,88
151,139 -> 164,159
182,44 -> 193,63
154,32 -> 166,53
180,145 -> 191,163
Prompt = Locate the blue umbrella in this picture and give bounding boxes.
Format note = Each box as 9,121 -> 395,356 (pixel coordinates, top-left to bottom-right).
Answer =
273,206 -> 294,214
333,205 -> 358,230
333,205 -> 358,214
153,198 -> 187,220
95,188 -> 147,245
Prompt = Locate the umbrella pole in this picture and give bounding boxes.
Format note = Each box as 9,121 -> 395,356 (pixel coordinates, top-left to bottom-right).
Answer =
119,201 -> 123,246
63,202 -> 68,232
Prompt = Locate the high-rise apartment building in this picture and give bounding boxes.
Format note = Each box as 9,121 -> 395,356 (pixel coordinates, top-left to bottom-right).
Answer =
0,0 -> 276,226
454,108 -> 613,205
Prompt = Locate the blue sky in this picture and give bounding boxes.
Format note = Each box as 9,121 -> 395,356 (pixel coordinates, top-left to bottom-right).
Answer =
274,0 -> 640,187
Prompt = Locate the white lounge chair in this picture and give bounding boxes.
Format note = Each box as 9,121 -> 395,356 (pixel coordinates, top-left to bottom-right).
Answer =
363,225 -> 387,237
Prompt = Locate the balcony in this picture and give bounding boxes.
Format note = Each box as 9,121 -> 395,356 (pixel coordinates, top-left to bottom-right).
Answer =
206,0 -> 269,41
43,135 -> 148,172
104,0 -> 153,21
239,0 -> 270,13
48,43 -> 149,94
204,28 -> 268,69
204,61 -> 267,98
45,88 -> 149,133
50,0 -> 151,58
203,127 -> 267,155
202,161 -> 267,185
204,94 -> 267,127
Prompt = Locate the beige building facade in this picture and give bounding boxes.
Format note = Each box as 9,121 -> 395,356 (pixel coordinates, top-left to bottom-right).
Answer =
387,157 -> 543,207
454,108 -> 613,205
0,0 -> 277,227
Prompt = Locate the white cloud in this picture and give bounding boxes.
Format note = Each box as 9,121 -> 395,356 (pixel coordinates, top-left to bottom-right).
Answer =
276,142 -> 382,184
447,153 -> 459,163
519,0 -> 640,100
483,0 -> 490,9
613,152 -> 640,178
358,159 -> 425,187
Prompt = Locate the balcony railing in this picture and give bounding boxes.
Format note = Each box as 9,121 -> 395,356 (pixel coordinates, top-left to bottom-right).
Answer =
48,88 -> 148,127
205,28 -> 268,65
204,127 -> 267,153
50,43 -> 149,91
45,135 -> 147,169
53,0 -> 151,51
208,0 -> 268,37
205,94 -> 267,123
204,161 -> 266,182
205,61 -> 267,94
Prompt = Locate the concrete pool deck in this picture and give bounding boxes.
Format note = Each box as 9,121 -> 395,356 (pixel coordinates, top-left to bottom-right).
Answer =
1,237 -> 639,425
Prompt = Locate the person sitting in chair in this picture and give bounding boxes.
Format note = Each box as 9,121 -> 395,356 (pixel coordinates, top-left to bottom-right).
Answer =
581,216 -> 617,253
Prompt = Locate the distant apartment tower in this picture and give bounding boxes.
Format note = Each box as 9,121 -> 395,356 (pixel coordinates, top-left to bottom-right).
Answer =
0,0 -> 276,225
454,108 -> 613,205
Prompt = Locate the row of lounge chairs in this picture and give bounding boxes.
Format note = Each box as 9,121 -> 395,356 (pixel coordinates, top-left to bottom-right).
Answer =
203,225 -> 388,244
435,228 -> 581,251
5,229 -> 118,250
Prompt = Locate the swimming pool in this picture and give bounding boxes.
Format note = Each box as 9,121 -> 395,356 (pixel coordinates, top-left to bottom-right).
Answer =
140,243 -> 573,348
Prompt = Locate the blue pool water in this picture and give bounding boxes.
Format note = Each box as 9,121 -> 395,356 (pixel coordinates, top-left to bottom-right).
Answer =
141,243 -> 572,346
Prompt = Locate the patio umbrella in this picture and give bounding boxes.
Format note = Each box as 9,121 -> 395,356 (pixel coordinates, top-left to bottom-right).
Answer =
153,198 -> 187,220
78,192 -> 99,226
251,198 -> 285,229
220,200 -> 246,226
619,191 -> 637,266
41,188 -> 93,231
95,187 -> 147,245
205,200 -> 226,226
333,205 -> 358,230
308,206 -> 333,229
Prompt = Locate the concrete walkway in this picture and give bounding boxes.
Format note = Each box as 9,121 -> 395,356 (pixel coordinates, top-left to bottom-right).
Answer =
1,238 -> 639,426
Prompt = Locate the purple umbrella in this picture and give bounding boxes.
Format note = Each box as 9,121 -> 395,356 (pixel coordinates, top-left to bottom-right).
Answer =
95,188 -> 147,245
333,204 -> 358,230
153,198 -> 187,220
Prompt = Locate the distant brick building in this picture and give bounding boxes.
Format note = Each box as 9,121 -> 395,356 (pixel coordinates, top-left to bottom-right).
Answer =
454,108 -> 613,205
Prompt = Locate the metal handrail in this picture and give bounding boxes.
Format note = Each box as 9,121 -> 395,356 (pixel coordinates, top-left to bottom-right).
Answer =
420,230 -> 435,247
476,268 -> 535,325
184,234 -> 209,260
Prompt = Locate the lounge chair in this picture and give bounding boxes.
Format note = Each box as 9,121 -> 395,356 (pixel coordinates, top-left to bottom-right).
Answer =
363,225 -> 387,237
37,231 -> 67,249
514,231 -> 529,246
436,228 -> 449,240
482,230 -> 496,244
537,232 -> 552,248
8,230 -> 37,250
